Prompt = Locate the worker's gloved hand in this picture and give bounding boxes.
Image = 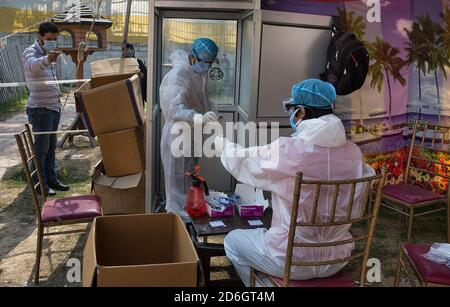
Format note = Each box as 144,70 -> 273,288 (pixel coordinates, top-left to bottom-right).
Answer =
213,136 -> 229,156
202,111 -> 219,125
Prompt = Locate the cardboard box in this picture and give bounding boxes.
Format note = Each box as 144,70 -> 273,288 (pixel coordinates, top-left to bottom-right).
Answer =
82,214 -> 199,287
92,161 -> 145,215
235,184 -> 269,218
206,203 -> 234,218
90,57 -> 140,88
91,58 -> 140,78
236,203 -> 264,218
77,74 -> 144,136
97,127 -> 145,177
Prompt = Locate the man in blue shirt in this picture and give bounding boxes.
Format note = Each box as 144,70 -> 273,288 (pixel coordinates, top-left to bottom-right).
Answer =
23,22 -> 69,195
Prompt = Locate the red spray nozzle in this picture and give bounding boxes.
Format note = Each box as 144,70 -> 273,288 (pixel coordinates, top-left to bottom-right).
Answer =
185,165 -> 209,196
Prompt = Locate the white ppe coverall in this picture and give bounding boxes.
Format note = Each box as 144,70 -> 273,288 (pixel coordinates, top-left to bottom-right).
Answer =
160,50 -> 212,213
222,114 -> 375,286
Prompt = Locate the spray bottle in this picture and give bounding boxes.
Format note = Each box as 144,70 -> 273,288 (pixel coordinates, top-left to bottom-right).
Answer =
184,165 -> 209,217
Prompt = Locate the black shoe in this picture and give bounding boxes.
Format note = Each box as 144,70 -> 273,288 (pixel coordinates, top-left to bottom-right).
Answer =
36,188 -> 56,196
48,180 -> 70,191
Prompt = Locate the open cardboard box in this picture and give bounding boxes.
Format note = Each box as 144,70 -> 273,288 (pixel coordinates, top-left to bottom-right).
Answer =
90,57 -> 141,88
92,161 -> 145,215
83,214 -> 199,287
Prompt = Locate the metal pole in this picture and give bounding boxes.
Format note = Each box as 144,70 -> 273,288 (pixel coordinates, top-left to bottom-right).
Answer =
146,0 -> 155,213
121,0 -> 133,57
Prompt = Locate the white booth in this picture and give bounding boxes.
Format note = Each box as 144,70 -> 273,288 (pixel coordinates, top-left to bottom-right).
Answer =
145,0 -> 334,212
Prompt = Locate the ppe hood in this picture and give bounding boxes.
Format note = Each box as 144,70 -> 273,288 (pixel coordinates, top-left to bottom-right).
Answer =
294,114 -> 347,148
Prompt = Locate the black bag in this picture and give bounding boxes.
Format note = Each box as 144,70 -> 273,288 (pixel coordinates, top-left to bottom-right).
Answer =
320,26 -> 369,96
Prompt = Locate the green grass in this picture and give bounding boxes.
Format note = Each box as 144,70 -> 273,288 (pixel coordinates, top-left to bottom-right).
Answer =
4,163 -> 92,198
0,96 -> 27,121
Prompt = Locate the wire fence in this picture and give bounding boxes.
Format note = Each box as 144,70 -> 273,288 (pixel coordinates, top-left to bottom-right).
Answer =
0,44 -> 27,105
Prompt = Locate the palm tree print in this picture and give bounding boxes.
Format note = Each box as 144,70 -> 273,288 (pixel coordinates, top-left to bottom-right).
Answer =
368,37 -> 407,129
442,6 -> 450,53
405,21 -> 427,101
337,7 -> 368,45
413,14 -> 449,122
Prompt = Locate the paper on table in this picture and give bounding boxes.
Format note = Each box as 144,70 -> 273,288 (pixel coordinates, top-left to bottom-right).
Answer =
248,220 -> 264,226
209,220 -> 226,228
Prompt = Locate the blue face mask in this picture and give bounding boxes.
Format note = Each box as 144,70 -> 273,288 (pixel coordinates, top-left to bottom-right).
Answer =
43,40 -> 57,52
192,61 -> 210,74
124,48 -> 135,58
290,108 -> 301,131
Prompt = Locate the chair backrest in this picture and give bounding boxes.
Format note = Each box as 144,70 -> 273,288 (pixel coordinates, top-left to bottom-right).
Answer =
405,120 -> 450,197
15,124 -> 47,225
283,168 -> 387,287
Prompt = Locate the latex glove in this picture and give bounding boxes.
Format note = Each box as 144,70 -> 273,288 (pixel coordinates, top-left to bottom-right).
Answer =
202,111 -> 219,124
214,136 -> 229,156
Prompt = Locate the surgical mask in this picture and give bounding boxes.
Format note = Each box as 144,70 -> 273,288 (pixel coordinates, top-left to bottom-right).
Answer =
192,61 -> 210,74
43,40 -> 57,52
125,48 -> 135,58
290,108 -> 302,131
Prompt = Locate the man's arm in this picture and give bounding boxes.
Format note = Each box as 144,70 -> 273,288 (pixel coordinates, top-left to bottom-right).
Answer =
22,47 -> 51,73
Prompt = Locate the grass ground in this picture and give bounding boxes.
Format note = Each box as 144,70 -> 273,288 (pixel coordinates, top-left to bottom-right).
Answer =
0,96 -> 27,122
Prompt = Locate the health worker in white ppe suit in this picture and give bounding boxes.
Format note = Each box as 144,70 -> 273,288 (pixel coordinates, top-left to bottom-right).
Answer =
215,79 -> 375,286
160,38 -> 220,214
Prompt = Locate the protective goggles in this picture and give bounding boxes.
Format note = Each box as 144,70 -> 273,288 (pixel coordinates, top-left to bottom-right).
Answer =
195,56 -> 219,67
282,98 -> 300,114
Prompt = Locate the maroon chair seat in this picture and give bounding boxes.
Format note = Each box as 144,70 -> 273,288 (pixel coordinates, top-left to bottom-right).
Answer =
405,244 -> 450,286
270,271 -> 355,287
41,195 -> 101,224
383,184 -> 446,205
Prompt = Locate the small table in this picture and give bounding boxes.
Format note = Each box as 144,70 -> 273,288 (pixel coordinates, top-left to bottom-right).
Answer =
186,208 -> 272,286
191,209 -> 272,241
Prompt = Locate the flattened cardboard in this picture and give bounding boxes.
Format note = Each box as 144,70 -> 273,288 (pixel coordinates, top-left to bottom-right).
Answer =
92,161 -> 144,215
78,75 -> 144,136
97,127 -> 145,177
82,214 -> 199,287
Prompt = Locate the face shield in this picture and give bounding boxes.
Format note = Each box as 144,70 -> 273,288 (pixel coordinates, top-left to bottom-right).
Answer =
208,59 -> 224,81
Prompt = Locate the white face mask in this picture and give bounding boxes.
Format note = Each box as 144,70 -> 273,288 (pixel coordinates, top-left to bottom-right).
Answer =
43,40 -> 57,52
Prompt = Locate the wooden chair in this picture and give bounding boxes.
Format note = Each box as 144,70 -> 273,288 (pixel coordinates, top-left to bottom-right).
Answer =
394,243 -> 450,287
15,124 -> 102,285
250,169 -> 386,287
381,120 -> 450,243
